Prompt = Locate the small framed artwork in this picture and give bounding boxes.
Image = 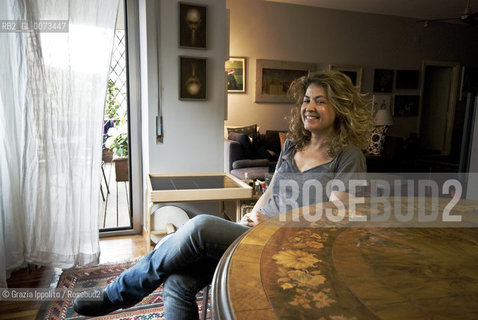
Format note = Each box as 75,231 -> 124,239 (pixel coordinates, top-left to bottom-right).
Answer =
179,2 -> 207,49
373,69 -> 394,93
329,64 -> 363,90
255,59 -> 316,103
394,95 -> 419,117
179,56 -> 207,100
225,57 -> 246,93
395,70 -> 420,89
372,95 -> 393,126
372,94 -> 392,112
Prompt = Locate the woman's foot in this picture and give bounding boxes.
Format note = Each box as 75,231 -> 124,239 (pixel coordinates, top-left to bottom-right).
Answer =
73,288 -> 123,316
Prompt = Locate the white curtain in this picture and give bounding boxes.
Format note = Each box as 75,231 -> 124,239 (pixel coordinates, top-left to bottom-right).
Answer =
0,0 -> 119,287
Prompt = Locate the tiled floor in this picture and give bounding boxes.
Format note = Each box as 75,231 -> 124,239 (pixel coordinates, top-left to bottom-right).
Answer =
99,161 -> 131,229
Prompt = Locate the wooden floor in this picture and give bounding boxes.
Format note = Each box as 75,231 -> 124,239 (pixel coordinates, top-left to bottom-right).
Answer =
1,235 -> 147,320
99,161 -> 131,229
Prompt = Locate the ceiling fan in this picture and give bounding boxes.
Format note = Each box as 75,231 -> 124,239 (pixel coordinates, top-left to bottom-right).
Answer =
418,0 -> 478,27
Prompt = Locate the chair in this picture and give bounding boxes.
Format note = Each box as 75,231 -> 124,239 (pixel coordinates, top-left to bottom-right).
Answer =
201,284 -> 209,320
100,161 -> 110,201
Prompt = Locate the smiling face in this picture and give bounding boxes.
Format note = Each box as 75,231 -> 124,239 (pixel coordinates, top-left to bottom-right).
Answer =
301,84 -> 337,137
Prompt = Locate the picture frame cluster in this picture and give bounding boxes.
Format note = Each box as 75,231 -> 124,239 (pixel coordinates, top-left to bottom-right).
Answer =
372,69 -> 421,117
220,28 -> 421,116
179,2 -> 208,100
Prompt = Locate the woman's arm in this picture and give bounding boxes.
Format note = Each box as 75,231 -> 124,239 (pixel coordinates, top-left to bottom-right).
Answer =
251,174 -> 274,213
329,190 -> 349,203
241,139 -> 293,227
239,174 -> 276,227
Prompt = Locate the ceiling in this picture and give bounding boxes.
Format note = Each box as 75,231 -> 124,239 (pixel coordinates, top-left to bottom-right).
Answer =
264,0 -> 478,22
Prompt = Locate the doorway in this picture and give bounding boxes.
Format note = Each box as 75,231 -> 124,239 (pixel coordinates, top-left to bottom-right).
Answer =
100,0 -> 130,231
100,0 -> 142,235
418,61 -> 460,155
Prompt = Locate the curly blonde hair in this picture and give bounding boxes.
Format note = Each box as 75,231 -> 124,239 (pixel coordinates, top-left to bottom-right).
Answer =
287,71 -> 373,156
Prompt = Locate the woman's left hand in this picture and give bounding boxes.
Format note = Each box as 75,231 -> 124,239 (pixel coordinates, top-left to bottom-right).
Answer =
240,211 -> 266,227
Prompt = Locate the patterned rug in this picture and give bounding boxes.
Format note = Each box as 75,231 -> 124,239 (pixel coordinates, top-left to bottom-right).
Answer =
36,260 -> 211,320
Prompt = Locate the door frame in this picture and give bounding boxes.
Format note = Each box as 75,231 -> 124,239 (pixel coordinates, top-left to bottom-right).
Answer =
418,60 -> 460,155
101,0 -> 142,237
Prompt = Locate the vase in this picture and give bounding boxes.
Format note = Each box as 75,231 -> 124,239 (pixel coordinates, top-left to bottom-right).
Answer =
102,148 -> 114,163
113,156 -> 129,182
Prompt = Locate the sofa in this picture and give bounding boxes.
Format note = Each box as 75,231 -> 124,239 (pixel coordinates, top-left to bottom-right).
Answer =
224,129 -> 286,180
224,124 -> 404,179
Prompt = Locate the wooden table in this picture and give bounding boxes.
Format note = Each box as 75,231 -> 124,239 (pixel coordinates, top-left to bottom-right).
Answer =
145,173 -> 252,251
212,197 -> 478,319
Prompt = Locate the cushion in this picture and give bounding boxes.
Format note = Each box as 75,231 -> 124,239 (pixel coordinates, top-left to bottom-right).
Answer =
232,158 -> 270,170
278,132 -> 287,150
228,132 -> 256,159
263,130 -> 287,155
367,125 -> 389,156
253,144 -> 271,160
227,124 -> 258,142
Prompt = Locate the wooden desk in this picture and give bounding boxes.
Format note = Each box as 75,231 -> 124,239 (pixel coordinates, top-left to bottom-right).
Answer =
145,173 -> 252,251
212,197 -> 478,319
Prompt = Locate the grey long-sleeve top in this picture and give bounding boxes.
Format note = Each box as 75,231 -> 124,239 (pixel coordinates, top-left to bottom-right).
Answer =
259,138 -> 366,218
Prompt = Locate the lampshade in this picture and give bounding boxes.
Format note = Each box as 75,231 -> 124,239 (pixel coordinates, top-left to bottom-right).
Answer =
374,108 -> 393,126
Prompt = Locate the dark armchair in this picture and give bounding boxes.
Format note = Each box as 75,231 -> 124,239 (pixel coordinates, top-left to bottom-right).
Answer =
366,136 -> 404,172
224,130 -> 285,180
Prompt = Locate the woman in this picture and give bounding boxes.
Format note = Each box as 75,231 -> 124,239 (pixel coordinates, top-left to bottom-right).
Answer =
73,72 -> 372,319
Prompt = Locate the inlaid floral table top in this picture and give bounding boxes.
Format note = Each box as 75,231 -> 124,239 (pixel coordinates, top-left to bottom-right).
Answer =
218,198 -> 478,320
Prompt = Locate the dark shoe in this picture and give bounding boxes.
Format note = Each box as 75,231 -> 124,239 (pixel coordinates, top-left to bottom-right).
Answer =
73,288 -> 122,316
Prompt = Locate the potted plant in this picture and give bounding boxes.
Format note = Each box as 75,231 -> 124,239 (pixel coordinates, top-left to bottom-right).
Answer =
105,121 -> 129,181
102,80 -> 123,163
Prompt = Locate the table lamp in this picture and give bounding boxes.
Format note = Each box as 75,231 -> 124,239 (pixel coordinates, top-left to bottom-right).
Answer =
374,108 -> 394,126
368,106 -> 393,156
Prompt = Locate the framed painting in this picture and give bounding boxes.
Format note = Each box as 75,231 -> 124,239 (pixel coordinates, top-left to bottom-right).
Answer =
395,70 -> 420,89
179,56 -> 207,100
255,59 -> 316,103
225,57 -> 246,93
373,69 -> 394,93
394,95 -> 419,116
328,64 -> 363,90
372,94 -> 392,112
179,2 -> 207,49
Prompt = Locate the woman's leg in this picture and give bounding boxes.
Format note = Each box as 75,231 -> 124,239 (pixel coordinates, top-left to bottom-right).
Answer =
105,215 -> 248,306
162,260 -> 217,320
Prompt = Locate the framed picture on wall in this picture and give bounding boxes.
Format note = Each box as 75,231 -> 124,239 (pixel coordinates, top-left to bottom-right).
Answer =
255,59 -> 316,103
373,69 -> 394,93
225,57 -> 246,93
179,2 -> 207,49
395,70 -> 420,89
372,94 -> 392,112
179,56 -> 207,100
394,95 -> 419,116
328,64 -> 363,90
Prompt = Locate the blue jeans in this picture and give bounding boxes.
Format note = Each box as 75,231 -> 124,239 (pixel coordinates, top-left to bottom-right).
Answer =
105,215 -> 249,319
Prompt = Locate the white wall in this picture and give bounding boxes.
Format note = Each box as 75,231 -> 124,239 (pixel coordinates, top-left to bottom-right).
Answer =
225,0 -> 478,138
148,0 -> 226,174
139,0 -> 227,217
140,0 -> 227,175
